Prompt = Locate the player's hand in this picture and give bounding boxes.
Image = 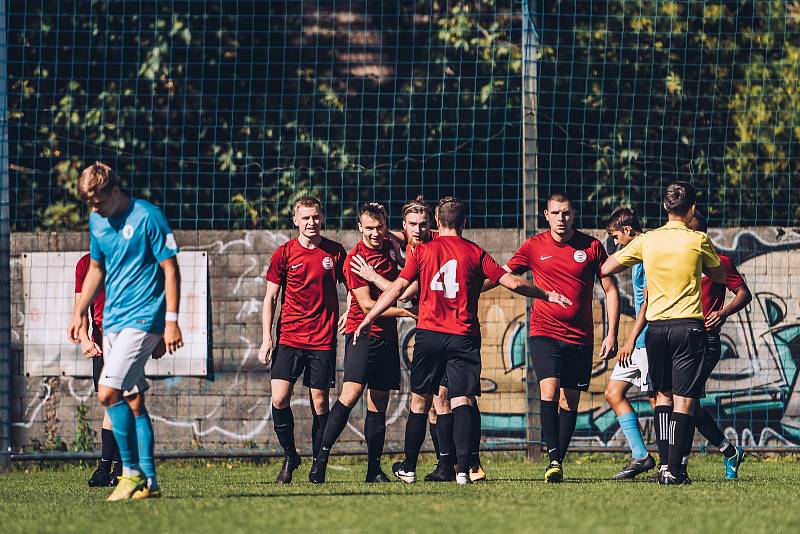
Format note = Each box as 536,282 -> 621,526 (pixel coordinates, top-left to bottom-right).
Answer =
401,307 -> 417,320
350,255 -> 377,282
547,291 -> 572,308
151,339 -> 167,359
599,335 -> 618,361
337,310 -> 348,335
163,320 -> 183,354
258,337 -> 275,366
353,319 -> 371,341
67,313 -> 86,344
616,341 -> 634,367
80,337 -> 101,359
705,310 -> 727,331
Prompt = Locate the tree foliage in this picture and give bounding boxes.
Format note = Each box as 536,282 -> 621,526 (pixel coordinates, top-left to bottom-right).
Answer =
9,0 -> 521,230
537,0 -> 799,227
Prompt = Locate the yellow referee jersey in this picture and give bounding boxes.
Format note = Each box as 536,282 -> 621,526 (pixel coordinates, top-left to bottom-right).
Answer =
613,220 -> 721,321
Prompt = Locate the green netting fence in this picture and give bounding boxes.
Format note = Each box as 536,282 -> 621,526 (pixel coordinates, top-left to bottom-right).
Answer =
2,0 -> 799,463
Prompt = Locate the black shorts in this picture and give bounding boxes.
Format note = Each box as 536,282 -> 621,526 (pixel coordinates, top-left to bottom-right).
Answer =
645,319 -> 707,398
411,329 -> 481,399
343,333 -> 401,391
530,336 -> 593,391
92,355 -> 104,392
697,332 -> 722,393
271,344 -> 336,389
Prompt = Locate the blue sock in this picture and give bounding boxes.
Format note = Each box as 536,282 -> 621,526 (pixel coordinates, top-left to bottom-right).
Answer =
618,411 -> 648,459
135,413 -> 158,489
106,400 -> 140,473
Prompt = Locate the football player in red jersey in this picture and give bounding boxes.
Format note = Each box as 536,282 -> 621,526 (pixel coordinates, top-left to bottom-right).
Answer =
356,197 -> 572,484
501,192 -> 620,483
308,202 -> 416,483
74,254 -> 121,487
258,197 -> 348,484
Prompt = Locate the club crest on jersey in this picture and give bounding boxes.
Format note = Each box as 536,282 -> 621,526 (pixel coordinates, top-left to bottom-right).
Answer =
322,256 -> 334,270
122,224 -> 134,240
573,250 -> 587,263
390,249 -> 397,262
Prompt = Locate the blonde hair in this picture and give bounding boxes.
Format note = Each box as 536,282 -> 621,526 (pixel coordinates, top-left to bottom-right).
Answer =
78,161 -> 118,199
293,196 -> 324,214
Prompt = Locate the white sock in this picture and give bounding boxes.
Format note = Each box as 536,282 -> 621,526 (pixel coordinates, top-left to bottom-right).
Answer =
122,467 -> 142,477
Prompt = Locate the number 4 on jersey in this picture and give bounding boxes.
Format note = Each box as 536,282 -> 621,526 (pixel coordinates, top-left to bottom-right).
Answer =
430,259 -> 460,298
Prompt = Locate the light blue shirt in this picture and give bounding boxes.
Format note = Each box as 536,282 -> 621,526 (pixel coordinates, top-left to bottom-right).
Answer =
90,198 -> 179,334
631,263 -> 647,348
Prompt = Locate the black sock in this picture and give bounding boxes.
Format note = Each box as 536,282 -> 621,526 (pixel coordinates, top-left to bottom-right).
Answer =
100,428 -> 116,473
272,405 -> 297,457
404,412 -> 429,471
694,407 -> 724,447
319,401 -> 352,459
654,405 -> 673,467
683,413 -> 696,462
364,410 -> 386,476
429,421 -> 440,461
540,400 -> 560,462
435,413 -> 455,468
668,412 -> 691,476
558,408 -> 578,462
470,403 -> 481,466
312,410 -> 329,459
453,405 -> 473,474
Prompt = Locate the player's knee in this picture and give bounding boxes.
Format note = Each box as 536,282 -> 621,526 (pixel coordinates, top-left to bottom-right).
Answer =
410,393 -> 431,414
97,387 -> 120,407
310,392 -> 329,414
367,389 -> 389,412
339,382 -> 364,407
604,385 -> 623,406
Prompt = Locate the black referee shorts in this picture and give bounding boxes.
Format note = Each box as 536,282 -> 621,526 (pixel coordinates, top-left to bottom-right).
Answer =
271,344 -> 336,389
411,329 -> 481,399
530,336 -> 593,391
343,333 -> 401,391
645,319 -> 707,398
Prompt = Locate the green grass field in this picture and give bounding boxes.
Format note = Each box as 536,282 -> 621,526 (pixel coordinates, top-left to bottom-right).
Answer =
2,453 -> 799,534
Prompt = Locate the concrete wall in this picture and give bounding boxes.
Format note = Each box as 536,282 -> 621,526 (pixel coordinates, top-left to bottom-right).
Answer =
8,227 -> 800,453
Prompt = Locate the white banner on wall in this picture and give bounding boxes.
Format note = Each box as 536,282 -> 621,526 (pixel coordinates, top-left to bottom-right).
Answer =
22,251 -> 208,377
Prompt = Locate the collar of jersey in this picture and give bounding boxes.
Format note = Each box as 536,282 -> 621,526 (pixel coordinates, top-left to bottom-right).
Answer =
664,220 -> 688,229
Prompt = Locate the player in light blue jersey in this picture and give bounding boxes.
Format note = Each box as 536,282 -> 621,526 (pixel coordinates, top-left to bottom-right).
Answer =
603,208 -> 656,480
68,162 -> 181,501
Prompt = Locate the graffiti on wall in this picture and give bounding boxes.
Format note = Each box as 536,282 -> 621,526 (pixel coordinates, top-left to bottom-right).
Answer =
9,228 -> 800,451
464,228 -> 800,448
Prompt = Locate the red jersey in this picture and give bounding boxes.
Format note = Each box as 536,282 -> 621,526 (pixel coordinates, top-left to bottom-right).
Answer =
701,254 -> 745,317
399,235 -> 506,336
75,253 -> 105,337
506,230 -> 608,346
266,237 -> 347,350
345,238 -> 400,339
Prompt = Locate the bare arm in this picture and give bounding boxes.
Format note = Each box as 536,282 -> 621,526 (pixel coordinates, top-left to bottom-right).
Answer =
615,287 -> 648,366
706,284 -> 752,330
398,280 -> 419,302
600,255 -> 629,277
354,277 -> 412,338
73,294 -> 100,357
350,255 -> 393,292
482,265 -> 512,293
160,256 -> 183,354
67,260 -> 105,344
497,272 -> 572,307
599,276 -> 620,358
351,286 -> 416,319
258,280 -> 281,365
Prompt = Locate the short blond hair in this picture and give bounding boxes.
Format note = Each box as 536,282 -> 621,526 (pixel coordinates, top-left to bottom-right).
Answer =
78,161 -> 118,199
293,195 -> 324,214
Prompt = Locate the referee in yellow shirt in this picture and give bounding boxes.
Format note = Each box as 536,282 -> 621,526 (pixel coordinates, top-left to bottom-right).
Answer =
601,182 -> 726,485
